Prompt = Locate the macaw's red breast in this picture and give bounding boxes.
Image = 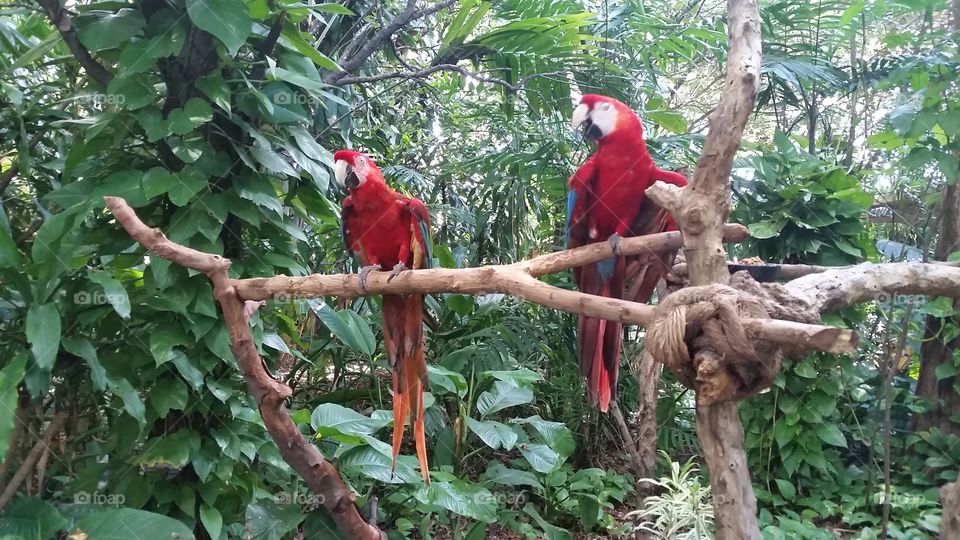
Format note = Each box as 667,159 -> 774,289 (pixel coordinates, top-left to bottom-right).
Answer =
343,181 -> 415,268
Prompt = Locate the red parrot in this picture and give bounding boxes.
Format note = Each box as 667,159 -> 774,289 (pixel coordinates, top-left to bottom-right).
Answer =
334,150 -> 433,484
566,94 -> 688,412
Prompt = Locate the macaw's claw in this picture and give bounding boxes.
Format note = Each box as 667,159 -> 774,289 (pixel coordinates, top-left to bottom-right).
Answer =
358,264 -> 382,294
387,262 -> 408,282
608,233 -> 624,257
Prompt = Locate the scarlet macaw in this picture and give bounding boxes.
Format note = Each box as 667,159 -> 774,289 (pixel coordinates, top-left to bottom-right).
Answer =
567,94 -> 688,412
334,150 -> 433,484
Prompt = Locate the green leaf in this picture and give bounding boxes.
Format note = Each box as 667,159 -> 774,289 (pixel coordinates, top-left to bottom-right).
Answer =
149,378 -> 189,417
481,462 -> 543,490
141,167 -> 180,199
76,9 -> 145,51
0,203 -> 21,268
199,504 -> 222,540
646,110 -> 688,134
522,503 -> 572,540
26,303 -> 61,370
150,326 -> 187,364
245,500 -> 304,540
0,354 -> 27,465
75,508 -> 195,539
251,141 -> 299,177
197,71 -> 232,112
0,497 -> 67,539
774,419 -> 794,448
165,98 -> 214,135
168,168 -> 209,206
483,368 -> 543,387
414,481 -> 498,523
793,360 -> 817,379
87,271 -> 131,319
775,478 -> 797,499
517,416 -> 574,458
337,445 -> 422,483
62,336 -> 107,391
108,376 -> 146,424
519,443 -> 560,473
935,362 -> 960,381
749,220 -> 784,239
309,300 -> 376,355
311,403 -> 390,444
577,495 -> 600,530
278,27 -> 339,71
106,73 -> 157,110
186,0 -> 252,57
171,351 -> 205,390
427,364 -> 468,397
815,423 -> 847,448
466,418 -> 519,450
476,380 -> 533,416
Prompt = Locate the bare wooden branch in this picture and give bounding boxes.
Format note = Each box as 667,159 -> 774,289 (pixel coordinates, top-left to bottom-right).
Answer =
104,197 -> 385,540
228,225 -> 855,355
784,262 -> 960,314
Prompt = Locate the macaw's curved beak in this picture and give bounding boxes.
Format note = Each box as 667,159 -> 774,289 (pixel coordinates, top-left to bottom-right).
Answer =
571,102 -> 603,140
334,160 -> 360,189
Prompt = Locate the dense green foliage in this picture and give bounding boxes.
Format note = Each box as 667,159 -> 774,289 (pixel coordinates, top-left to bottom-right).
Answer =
1,0 -> 959,538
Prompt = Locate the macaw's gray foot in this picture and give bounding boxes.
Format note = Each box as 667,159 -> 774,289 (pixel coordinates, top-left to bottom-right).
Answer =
387,262 -> 408,282
358,264 -> 382,294
608,233 -> 624,257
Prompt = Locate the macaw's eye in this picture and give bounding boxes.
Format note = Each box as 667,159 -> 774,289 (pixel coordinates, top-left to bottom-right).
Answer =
600,103 -> 612,111
356,156 -> 366,164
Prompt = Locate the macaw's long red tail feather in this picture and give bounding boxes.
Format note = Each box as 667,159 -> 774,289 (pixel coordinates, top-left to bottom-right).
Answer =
382,294 -> 430,484
576,256 -> 625,412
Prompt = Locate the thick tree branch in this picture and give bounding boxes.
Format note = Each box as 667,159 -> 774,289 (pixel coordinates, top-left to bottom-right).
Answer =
228,225 -> 854,355
324,0 -> 459,84
34,0 -> 113,87
784,262 -> 960,314
644,0 -> 763,537
103,197 -> 385,540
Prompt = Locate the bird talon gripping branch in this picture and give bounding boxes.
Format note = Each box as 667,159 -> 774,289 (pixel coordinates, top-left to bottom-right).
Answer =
607,233 -> 623,257
358,264 -> 382,293
387,262 -> 408,282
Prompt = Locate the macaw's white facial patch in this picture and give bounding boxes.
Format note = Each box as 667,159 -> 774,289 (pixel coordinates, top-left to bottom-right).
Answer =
589,101 -> 618,137
334,156 -> 370,189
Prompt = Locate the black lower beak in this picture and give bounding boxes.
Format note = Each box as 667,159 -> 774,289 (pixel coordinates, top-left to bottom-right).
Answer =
345,170 -> 360,189
582,119 -> 604,140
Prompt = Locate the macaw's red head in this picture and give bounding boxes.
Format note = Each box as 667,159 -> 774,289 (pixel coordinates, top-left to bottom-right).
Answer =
333,150 -> 383,191
570,94 -> 644,143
